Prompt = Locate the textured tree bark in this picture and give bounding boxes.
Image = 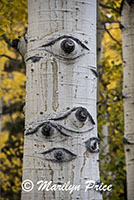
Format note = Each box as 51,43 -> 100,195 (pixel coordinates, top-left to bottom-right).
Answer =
21,0 -> 102,199
122,1 -> 134,200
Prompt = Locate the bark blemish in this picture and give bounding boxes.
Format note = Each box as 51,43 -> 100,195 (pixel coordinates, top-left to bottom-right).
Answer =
48,164 -> 54,182
71,164 -> 75,183
62,11 -> 64,29
74,85 -> 78,98
48,0 -> 52,32
84,40 -> 88,44
52,60 -> 59,111
80,150 -> 88,175
43,190 -> 46,200
42,62 -> 48,111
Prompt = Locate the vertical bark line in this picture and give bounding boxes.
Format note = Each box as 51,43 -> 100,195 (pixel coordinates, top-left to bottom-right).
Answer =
121,1 -> 134,200
51,60 -> 59,112
40,62 -> 48,112
22,0 -> 102,199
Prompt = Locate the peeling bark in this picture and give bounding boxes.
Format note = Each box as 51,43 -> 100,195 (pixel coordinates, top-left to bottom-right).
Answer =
21,0 -> 102,199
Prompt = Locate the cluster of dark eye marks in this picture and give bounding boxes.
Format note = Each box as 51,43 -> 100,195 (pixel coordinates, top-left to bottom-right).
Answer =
38,35 -> 90,61
35,136 -> 100,163
25,107 -> 95,140
25,107 -> 98,162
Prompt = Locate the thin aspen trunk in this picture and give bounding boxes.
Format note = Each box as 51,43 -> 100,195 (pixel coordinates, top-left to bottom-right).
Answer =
97,1 -> 109,173
100,125 -> 110,200
101,125 -> 109,155
121,1 -> 134,200
97,2 -> 109,158
97,0 -> 103,102
21,0 -> 102,199
97,0 -> 104,64
0,98 -> 2,134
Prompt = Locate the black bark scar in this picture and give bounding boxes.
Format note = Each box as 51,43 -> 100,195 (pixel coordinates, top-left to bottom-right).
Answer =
90,69 -> 98,77
26,56 -> 43,63
123,137 -> 134,145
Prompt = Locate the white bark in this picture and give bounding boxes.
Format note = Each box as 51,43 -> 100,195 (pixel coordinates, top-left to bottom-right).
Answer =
21,0 -> 102,199
122,1 -> 134,200
101,125 -> 109,155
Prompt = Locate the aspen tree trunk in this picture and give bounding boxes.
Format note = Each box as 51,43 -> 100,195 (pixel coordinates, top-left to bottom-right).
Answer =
97,0 -> 104,65
97,6 -> 110,200
21,0 -> 102,199
121,1 -> 134,200
97,1 -> 109,166
0,99 -> 2,134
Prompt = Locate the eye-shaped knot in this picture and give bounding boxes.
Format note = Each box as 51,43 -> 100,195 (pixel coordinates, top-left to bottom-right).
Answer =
60,39 -> 75,54
75,107 -> 88,122
85,137 -> 100,153
41,123 -> 54,136
38,148 -> 77,162
54,150 -> 65,161
39,35 -> 89,61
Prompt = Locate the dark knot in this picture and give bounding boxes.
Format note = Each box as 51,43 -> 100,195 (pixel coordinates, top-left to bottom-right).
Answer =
61,39 -> 75,54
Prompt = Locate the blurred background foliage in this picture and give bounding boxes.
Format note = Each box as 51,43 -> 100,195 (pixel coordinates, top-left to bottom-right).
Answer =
0,0 -> 126,200
0,0 -> 27,200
